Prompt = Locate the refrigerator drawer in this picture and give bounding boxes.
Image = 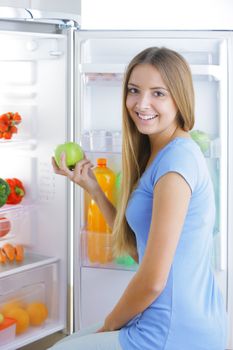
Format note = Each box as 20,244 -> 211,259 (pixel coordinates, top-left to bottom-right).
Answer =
0,262 -> 61,350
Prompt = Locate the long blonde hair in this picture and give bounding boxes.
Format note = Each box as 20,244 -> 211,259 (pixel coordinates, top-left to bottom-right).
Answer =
112,47 -> 195,258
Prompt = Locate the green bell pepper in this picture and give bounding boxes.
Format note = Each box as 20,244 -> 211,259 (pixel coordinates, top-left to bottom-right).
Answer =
0,178 -> 10,207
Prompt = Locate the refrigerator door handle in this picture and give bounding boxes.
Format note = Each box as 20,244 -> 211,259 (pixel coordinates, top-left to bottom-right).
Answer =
27,9 -> 80,29
0,6 -> 32,19
0,7 -> 80,29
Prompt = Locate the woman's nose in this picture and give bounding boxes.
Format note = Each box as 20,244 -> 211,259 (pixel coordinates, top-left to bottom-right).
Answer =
136,92 -> 151,110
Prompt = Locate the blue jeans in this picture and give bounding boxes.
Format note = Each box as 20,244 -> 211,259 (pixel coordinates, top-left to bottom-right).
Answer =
47,323 -> 122,350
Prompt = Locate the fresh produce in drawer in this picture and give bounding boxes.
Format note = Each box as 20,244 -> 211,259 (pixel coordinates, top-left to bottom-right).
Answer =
0,244 -> 24,263
0,248 -> 7,263
0,179 -> 10,207
0,217 -> 11,237
1,300 -> 48,335
15,244 -> 24,262
5,178 -> 25,204
26,302 -> 48,326
0,112 -> 22,140
2,243 -> 15,261
4,307 -> 29,334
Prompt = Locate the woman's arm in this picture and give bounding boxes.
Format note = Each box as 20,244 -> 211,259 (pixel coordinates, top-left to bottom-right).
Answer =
52,153 -> 116,229
91,186 -> 117,229
102,171 -> 191,331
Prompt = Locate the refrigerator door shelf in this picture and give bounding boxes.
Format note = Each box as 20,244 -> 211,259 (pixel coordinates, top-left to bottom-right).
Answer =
80,64 -> 223,81
81,230 -> 138,272
81,130 -> 122,154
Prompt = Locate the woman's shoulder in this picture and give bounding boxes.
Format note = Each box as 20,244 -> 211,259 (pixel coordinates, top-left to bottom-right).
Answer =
144,137 -> 204,193
161,137 -> 202,162
146,137 -> 201,175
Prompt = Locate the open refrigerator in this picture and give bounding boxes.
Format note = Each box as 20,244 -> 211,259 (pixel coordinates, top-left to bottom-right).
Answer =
0,7 -> 232,350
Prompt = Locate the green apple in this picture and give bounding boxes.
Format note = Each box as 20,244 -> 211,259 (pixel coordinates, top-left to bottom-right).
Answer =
0,313 -> 4,324
54,142 -> 84,168
190,130 -> 210,153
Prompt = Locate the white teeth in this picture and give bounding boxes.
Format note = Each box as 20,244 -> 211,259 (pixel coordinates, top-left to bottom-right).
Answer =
136,112 -> 158,120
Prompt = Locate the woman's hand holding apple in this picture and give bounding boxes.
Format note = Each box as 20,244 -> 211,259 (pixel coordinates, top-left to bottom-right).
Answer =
52,153 -> 100,196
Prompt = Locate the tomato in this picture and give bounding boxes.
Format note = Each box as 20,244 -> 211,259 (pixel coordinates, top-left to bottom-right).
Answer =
0,217 -> 11,237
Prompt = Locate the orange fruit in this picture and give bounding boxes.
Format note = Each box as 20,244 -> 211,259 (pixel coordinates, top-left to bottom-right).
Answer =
26,302 -> 48,326
5,307 -> 29,334
1,301 -> 24,316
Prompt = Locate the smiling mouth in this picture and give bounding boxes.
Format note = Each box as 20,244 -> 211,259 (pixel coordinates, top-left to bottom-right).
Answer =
136,112 -> 158,121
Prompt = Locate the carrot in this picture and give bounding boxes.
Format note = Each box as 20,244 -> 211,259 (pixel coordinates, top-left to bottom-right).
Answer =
15,245 -> 24,262
0,248 -> 7,263
2,243 -> 15,261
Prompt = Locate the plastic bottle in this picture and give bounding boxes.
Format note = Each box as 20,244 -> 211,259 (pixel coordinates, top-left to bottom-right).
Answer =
87,158 -> 116,264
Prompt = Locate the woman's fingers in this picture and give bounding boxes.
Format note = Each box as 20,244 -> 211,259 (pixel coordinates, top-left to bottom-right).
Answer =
82,162 -> 94,179
51,157 -> 67,176
73,160 -> 93,181
59,153 -> 74,178
52,152 -> 94,186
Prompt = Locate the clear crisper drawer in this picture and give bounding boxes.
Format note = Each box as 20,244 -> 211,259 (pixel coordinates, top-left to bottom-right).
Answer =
0,263 -> 59,349
0,207 -> 31,242
81,230 -> 137,271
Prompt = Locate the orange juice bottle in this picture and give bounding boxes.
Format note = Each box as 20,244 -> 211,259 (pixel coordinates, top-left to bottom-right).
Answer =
87,158 -> 116,263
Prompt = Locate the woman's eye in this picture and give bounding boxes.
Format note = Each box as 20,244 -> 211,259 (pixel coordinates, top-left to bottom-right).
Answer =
127,87 -> 138,94
154,91 -> 165,97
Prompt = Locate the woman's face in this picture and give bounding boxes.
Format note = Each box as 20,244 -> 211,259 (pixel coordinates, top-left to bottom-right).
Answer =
126,64 -> 179,137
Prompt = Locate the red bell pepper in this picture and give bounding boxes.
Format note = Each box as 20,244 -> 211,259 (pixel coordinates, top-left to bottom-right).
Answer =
5,178 -> 25,204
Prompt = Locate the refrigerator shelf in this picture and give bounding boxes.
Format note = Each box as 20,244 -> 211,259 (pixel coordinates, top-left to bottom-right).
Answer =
81,261 -> 138,272
0,253 -> 59,278
1,323 -> 64,350
0,203 -> 36,218
0,139 -> 37,150
80,64 -> 223,81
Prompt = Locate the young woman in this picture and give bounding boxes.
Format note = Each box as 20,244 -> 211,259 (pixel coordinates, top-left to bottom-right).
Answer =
50,47 -> 227,350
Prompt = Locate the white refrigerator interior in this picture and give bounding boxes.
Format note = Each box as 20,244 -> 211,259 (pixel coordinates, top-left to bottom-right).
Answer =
0,21 -> 70,349
75,30 -> 233,349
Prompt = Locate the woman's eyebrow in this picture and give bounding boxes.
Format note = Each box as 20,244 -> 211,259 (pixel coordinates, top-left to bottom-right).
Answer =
128,83 -> 169,91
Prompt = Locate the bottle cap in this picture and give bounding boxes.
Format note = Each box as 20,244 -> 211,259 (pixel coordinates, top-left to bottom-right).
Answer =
97,158 -> 107,167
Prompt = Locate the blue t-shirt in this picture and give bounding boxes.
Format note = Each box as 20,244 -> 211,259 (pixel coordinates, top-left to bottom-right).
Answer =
119,137 -> 227,350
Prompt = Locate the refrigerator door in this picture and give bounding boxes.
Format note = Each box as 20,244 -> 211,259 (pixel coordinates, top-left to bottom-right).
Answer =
74,29 -> 231,346
0,17 -> 74,349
